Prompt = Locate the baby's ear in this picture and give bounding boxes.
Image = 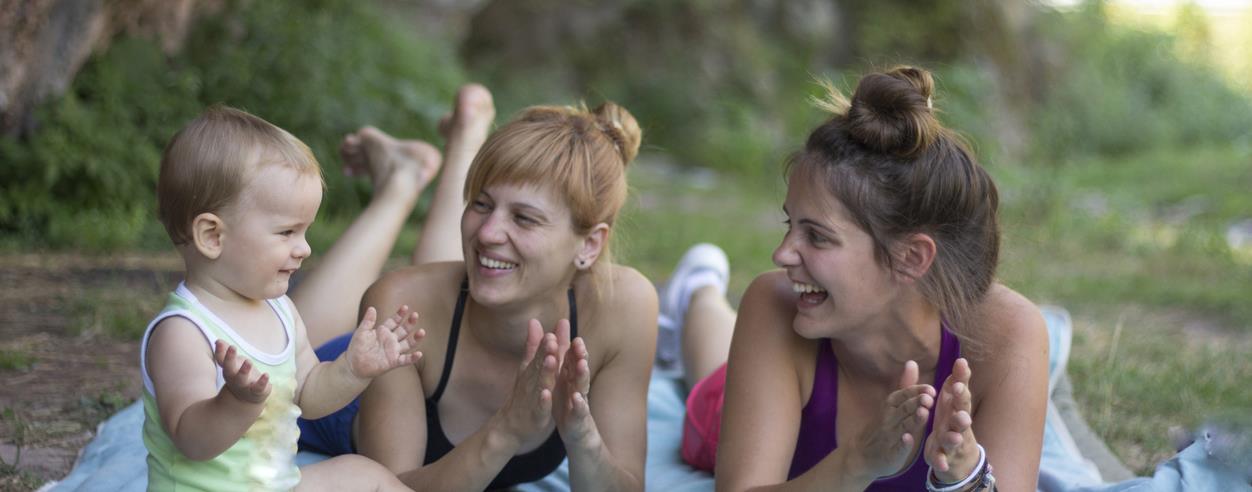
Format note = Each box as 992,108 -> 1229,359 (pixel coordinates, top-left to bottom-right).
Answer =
191,212 -> 226,259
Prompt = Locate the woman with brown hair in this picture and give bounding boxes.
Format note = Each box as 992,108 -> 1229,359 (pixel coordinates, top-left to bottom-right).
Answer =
661,66 -> 1049,491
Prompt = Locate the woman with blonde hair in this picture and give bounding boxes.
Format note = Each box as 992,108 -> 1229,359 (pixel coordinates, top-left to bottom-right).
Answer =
296,88 -> 656,490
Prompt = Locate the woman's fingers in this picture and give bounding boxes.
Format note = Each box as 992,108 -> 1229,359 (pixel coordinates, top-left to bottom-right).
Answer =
540,351 -> 559,392
570,337 -> 591,395
934,449 -> 950,472
555,319 -> 572,366
521,319 -> 544,367
898,359 -> 919,389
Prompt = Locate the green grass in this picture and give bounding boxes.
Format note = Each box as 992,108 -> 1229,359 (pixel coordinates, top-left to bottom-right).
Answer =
1066,306 -> 1252,474
70,289 -> 169,341
0,350 -> 34,372
996,145 -> 1252,329
617,157 -> 787,298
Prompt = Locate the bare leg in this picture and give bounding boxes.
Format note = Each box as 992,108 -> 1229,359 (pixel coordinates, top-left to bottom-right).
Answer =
295,128 -> 442,348
682,285 -> 736,389
411,83 -> 495,265
297,454 -> 411,491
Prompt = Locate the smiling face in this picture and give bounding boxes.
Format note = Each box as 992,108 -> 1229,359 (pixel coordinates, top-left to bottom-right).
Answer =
215,164 -> 322,301
772,167 -> 901,339
460,181 -> 587,307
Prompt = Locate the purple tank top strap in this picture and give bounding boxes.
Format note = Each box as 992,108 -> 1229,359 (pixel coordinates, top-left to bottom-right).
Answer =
788,340 -> 839,479
936,318 -> 961,382
787,322 -> 963,489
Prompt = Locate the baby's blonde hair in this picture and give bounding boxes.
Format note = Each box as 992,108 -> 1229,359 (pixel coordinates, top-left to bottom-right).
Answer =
157,106 -> 322,245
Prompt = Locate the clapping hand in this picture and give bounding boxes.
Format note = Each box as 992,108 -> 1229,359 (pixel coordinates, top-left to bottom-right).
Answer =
924,357 -> 979,482
854,360 -> 937,478
345,305 -> 423,379
497,319 -> 562,444
553,323 -> 598,448
214,340 -> 271,404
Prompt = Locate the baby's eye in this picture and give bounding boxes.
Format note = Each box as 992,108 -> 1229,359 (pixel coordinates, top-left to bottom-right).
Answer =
280,230 -> 295,237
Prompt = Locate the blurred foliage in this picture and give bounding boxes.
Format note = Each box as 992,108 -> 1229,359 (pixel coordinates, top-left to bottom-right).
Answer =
1029,3 -> 1252,160
470,0 -> 1251,173
3,0 -> 1251,250
465,0 -> 833,176
0,0 -> 463,250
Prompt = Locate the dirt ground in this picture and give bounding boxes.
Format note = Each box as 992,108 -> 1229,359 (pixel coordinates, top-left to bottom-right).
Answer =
0,254 -> 182,491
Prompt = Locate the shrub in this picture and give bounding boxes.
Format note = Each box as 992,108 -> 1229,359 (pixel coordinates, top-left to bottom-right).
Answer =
0,0 -> 464,250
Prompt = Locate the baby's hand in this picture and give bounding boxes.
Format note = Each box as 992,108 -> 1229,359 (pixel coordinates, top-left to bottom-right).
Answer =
346,305 -> 423,379
214,340 -> 271,404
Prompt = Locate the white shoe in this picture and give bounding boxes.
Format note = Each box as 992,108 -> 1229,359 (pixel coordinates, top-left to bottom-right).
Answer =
655,243 -> 730,378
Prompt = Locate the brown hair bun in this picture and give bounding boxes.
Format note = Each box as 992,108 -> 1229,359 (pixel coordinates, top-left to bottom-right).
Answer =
845,66 -> 938,157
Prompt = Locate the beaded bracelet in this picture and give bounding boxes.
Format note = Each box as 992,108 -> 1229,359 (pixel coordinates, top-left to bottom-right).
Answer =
925,443 -> 996,492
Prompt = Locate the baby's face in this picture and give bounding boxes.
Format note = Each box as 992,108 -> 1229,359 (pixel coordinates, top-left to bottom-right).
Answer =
216,164 -> 323,301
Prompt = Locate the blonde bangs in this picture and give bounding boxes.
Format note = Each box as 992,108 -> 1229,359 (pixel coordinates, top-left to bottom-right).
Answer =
465,113 -> 615,233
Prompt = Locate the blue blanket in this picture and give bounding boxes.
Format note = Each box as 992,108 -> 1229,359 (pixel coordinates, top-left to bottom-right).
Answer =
50,373 -> 710,492
49,307 -> 1250,491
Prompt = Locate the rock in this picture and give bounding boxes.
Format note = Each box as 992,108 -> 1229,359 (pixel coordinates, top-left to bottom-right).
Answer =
0,0 -> 219,136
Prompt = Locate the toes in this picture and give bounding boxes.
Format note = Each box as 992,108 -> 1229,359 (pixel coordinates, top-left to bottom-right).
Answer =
456,83 -> 495,118
444,83 -> 495,141
402,140 -> 443,181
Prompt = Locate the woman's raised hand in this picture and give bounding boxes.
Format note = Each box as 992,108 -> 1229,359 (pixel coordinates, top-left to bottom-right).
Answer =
554,326 -> 598,449
496,319 -> 562,444
853,360 -> 936,478
925,357 -> 980,482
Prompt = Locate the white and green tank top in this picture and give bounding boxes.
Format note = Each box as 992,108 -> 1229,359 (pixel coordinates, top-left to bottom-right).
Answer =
139,283 -> 302,491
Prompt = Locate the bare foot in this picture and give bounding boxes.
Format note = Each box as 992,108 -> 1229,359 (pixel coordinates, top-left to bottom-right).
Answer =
340,127 -> 442,205
438,83 -> 495,159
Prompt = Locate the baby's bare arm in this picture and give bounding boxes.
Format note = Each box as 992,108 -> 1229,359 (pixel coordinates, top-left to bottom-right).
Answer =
146,317 -> 266,460
293,304 -> 422,419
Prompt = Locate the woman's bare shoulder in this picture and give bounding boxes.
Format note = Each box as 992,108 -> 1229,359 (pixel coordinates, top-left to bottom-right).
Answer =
741,270 -> 797,317
583,265 -> 658,339
973,283 -> 1047,343
967,283 -> 1049,382
364,262 -> 465,314
604,264 -> 657,306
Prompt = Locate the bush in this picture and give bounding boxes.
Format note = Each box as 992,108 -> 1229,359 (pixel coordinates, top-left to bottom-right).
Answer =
0,0 -> 465,250
1030,5 -> 1252,160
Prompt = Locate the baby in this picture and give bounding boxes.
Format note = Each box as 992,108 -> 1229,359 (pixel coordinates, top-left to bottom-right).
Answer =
140,106 -> 418,491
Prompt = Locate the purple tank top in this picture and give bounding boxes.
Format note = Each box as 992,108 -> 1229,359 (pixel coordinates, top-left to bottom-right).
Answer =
787,322 -> 961,489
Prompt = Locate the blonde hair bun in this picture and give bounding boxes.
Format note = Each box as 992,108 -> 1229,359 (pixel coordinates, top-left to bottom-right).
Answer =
593,102 -> 641,165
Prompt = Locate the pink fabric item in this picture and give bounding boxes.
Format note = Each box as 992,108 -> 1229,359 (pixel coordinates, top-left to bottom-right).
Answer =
681,362 -> 729,472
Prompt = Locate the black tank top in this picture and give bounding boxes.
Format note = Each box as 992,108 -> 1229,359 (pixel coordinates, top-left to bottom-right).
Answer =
422,279 -> 577,489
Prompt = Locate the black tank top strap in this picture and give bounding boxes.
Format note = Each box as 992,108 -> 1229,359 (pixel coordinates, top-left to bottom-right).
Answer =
429,278 -> 469,403
420,278 -> 579,488
568,285 -> 578,339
